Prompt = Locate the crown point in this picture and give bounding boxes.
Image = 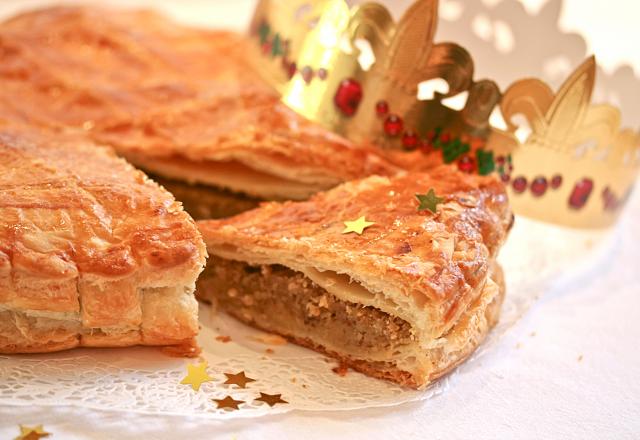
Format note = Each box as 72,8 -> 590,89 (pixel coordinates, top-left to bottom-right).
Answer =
531,177 -> 548,197
384,114 -> 403,137
569,178 -> 594,210
512,176 -> 528,194
334,78 -> 363,116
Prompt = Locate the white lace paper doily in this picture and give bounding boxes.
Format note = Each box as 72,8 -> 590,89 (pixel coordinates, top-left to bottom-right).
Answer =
0,217 -> 616,419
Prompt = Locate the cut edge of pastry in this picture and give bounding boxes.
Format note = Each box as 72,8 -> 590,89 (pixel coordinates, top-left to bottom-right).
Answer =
149,174 -> 262,220
196,252 -> 504,389
291,273 -> 504,388
0,284 -> 200,354
124,154 -> 340,201
203,241 -> 480,344
0,128 -> 207,354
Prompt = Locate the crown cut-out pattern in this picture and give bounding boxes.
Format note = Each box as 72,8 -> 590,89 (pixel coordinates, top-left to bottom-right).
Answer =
249,0 -> 639,228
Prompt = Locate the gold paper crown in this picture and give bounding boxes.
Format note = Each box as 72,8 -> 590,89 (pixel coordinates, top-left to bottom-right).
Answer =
249,0 -> 640,229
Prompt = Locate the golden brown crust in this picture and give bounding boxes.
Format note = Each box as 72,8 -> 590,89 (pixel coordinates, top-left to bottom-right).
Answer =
0,6 -> 401,200
0,126 -> 206,353
199,166 -> 511,339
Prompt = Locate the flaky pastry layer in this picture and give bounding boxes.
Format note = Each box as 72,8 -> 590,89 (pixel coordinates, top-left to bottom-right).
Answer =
197,255 -> 504,388
0,127 -> 206,353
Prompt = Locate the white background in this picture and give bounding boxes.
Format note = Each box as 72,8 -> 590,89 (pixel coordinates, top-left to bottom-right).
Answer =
1,1 -> 639,439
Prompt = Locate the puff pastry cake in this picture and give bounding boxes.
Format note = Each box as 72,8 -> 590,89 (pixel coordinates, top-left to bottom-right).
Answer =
197,166 -> 512,388
0,6 -> 400,219
0,127 -> 206,353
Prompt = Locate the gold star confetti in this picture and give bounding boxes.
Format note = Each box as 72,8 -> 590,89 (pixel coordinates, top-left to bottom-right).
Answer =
416,189 -> 444,213
342,216 -> 375,235
15,425 -> 50,440
255,392 -> 289,407
223,371 -> 256,388
180,361 -> 214,391
213,395 -> 245,410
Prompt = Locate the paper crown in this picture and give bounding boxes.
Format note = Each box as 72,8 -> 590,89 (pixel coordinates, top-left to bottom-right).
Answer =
248,0 -> 640,229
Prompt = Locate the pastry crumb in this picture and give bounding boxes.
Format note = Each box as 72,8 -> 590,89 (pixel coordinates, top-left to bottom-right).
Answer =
253,333 -> 288,346
215,335 -> 232,343
516,342 -> 522,349
332,362 -> 349,377
160,340 -> 202,358
291,377 -> 297,383
577,355 -> 583,362
529,331 -> 536,337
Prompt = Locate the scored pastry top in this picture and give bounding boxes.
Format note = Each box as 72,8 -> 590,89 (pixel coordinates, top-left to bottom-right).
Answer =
0,127 -> 206,299
199,166 -> 512,338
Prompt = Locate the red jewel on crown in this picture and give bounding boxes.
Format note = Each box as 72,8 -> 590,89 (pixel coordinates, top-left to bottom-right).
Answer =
512,177 -> 527,194
376,100 -> 389,117
383,115 -> 403,137
568,178 -> 594,209
334,79 -> 363,117
457,155 -> 475,173
301,66 -> 314,84
402,132 -> 418,150
602,187 -> 620,211
531,176 -> 548,197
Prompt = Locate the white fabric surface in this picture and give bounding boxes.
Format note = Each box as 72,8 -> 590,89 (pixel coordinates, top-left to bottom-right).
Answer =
1,0 -> 639,438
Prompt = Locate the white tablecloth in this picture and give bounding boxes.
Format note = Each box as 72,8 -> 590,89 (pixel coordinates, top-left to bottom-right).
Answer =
1,1 -> 639,438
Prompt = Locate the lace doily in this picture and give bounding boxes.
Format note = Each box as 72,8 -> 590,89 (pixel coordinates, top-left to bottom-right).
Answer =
0,217 -> 614,419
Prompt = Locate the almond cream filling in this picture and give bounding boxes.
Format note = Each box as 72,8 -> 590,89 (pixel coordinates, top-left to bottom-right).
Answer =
207,244 -> 435,344
197,257 -> 422,365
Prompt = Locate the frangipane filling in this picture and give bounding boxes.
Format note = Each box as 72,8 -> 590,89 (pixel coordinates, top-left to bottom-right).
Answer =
150,175 -> 261,220
198,256 -> 416,359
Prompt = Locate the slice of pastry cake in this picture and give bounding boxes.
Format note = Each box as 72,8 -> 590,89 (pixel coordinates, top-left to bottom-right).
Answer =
197,166 -> 512,388
0,7 -> 400,219
92,90 -> 399,207
0,127 -> 206,353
